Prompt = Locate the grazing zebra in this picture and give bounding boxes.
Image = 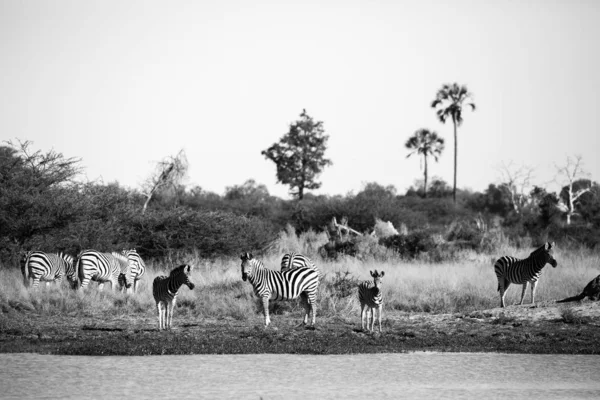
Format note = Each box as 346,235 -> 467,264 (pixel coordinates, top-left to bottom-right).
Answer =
494,242 -> 558,308
280,252 -> 321,277
241,252 -> 319,327
152,264 -> 195,330
123,248 -> 146,292
21,251 -> 75,289
116,249 -> 146,293
358,270 -> 385,333
77,250 -> 134,291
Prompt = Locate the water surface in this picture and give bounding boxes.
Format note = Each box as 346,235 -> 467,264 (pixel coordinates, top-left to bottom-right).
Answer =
1,353 -> 599,399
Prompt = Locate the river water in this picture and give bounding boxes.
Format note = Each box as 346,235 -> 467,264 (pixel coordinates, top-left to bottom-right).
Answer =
1,352 -> 599,399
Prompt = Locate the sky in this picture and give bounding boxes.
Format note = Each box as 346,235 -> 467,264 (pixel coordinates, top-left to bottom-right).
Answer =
1,0 -> 599,199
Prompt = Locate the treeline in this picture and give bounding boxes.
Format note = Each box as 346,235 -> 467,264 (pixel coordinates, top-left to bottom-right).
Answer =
1,143 -> 599,267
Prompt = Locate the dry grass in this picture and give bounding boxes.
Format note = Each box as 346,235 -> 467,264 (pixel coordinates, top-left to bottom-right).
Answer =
2,243 -> 598,322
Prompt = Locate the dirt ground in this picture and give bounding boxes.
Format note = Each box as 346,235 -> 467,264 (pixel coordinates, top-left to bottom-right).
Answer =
1,301 -> 599,355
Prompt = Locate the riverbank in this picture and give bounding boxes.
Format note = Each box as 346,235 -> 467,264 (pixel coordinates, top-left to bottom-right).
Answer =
1,301 -> 599,355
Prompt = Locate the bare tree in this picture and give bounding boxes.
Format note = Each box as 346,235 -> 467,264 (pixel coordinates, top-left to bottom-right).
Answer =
141,149 -> 188,213
497,161 -> 535,214
554,155 -> 592,225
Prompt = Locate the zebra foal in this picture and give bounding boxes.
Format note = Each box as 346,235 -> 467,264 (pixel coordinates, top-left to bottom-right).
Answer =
358,270 -> 385,333
241,252 -> 319,327
152,264 -> 195,330
21,251 -> 76,289
494,242 -> 557,308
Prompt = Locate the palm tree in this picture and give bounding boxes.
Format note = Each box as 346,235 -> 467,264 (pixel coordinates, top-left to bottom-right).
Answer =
405,129 -> 445,198
431,83 -> 476,204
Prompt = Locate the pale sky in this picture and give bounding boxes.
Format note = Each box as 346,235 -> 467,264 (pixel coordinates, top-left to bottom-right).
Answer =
1,0 -> 598,199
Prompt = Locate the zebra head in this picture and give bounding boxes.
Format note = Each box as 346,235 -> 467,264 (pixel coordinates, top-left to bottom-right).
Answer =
240,252 -> 254,281
370,270 -> 385,287
172,264 -> 195,290
531,242 -> 557,268
545,242 -> 557,268
113,252 -> 133,289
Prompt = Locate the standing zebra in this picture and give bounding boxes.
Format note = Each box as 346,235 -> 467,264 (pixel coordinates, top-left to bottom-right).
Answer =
21,251 -> 75,289
280,252 -> 321,277
152,264 -> 195,330
241,252 -> 319,327
117,249 -> 146,293
358,270 -> 385,333
77,250 -> 134,291
494,242 -> 558,308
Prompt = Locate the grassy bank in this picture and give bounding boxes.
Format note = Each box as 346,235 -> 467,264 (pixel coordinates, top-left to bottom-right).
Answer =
1,245 -> 599,355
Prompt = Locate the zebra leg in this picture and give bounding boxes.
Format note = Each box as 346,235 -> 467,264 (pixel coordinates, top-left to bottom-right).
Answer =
530,280 -> 537,305
369,307 -> 375,332
168,298 -> 176,329
157,302 -> 164,330
310,299 -> 317,326
519,282 -> 528,305
98,282 -> 104,291
32,277 -> 40,289
499,280 -> 511,308
262,296 -> 271,327
377,305 -> 382,333
360,303 -> 367,331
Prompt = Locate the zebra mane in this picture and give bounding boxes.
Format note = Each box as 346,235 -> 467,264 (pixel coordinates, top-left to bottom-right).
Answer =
530,242 -> 554,257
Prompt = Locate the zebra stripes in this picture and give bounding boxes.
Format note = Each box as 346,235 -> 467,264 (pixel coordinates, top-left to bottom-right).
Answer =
152,264 -> 195,330
117,249 -> 146,293
21,251 -> 75,289
358,270 -> 385,333
280,252 -> 321,277
494,242 -> 558,308
77,250 -> 133,291
241,252 -> 319,327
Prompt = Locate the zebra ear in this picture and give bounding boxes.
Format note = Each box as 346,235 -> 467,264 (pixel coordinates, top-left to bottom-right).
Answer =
370,270 -> 376,277
380,271 -> 385,277
186,264 -> 193,273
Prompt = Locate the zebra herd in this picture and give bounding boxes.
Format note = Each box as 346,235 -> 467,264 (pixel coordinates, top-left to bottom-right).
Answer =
21,249 -> 146,293
18,242 -> 559,332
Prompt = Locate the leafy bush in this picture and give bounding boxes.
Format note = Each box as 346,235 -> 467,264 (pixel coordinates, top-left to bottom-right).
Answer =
379,231 -> 436,259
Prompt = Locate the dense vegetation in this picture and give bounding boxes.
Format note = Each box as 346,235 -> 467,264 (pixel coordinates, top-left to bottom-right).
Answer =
1,141 -> 599,269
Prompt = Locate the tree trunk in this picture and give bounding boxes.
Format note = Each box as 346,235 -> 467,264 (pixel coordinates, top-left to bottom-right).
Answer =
423,154 -> 428,198
452,115 -> 458,205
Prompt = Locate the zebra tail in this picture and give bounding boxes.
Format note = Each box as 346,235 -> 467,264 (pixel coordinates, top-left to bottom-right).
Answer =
556,292 -> 586,303
21,255 -> 29,287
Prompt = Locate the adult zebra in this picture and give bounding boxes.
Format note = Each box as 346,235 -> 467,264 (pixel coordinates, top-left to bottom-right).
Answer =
494,242 -> 558,308
77,250 -> 134,291
117,248 -> 146,293
21,251 -> 76,289
241,252 -> 319,327
280,252 -> 321,278
152,264 -> 195,330
358,270 -> 385,333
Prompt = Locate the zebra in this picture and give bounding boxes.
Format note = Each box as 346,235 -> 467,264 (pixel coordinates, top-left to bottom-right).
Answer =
117,249 -> 146,293
280,252 -> 321,278
77,250 -> 134,291
21,251 -> 75,289
241,252 -> 319,327
557,274 -> 600,303
152,264 -> 195,330
358,270 -> 385,333
494,242 -> 558,308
